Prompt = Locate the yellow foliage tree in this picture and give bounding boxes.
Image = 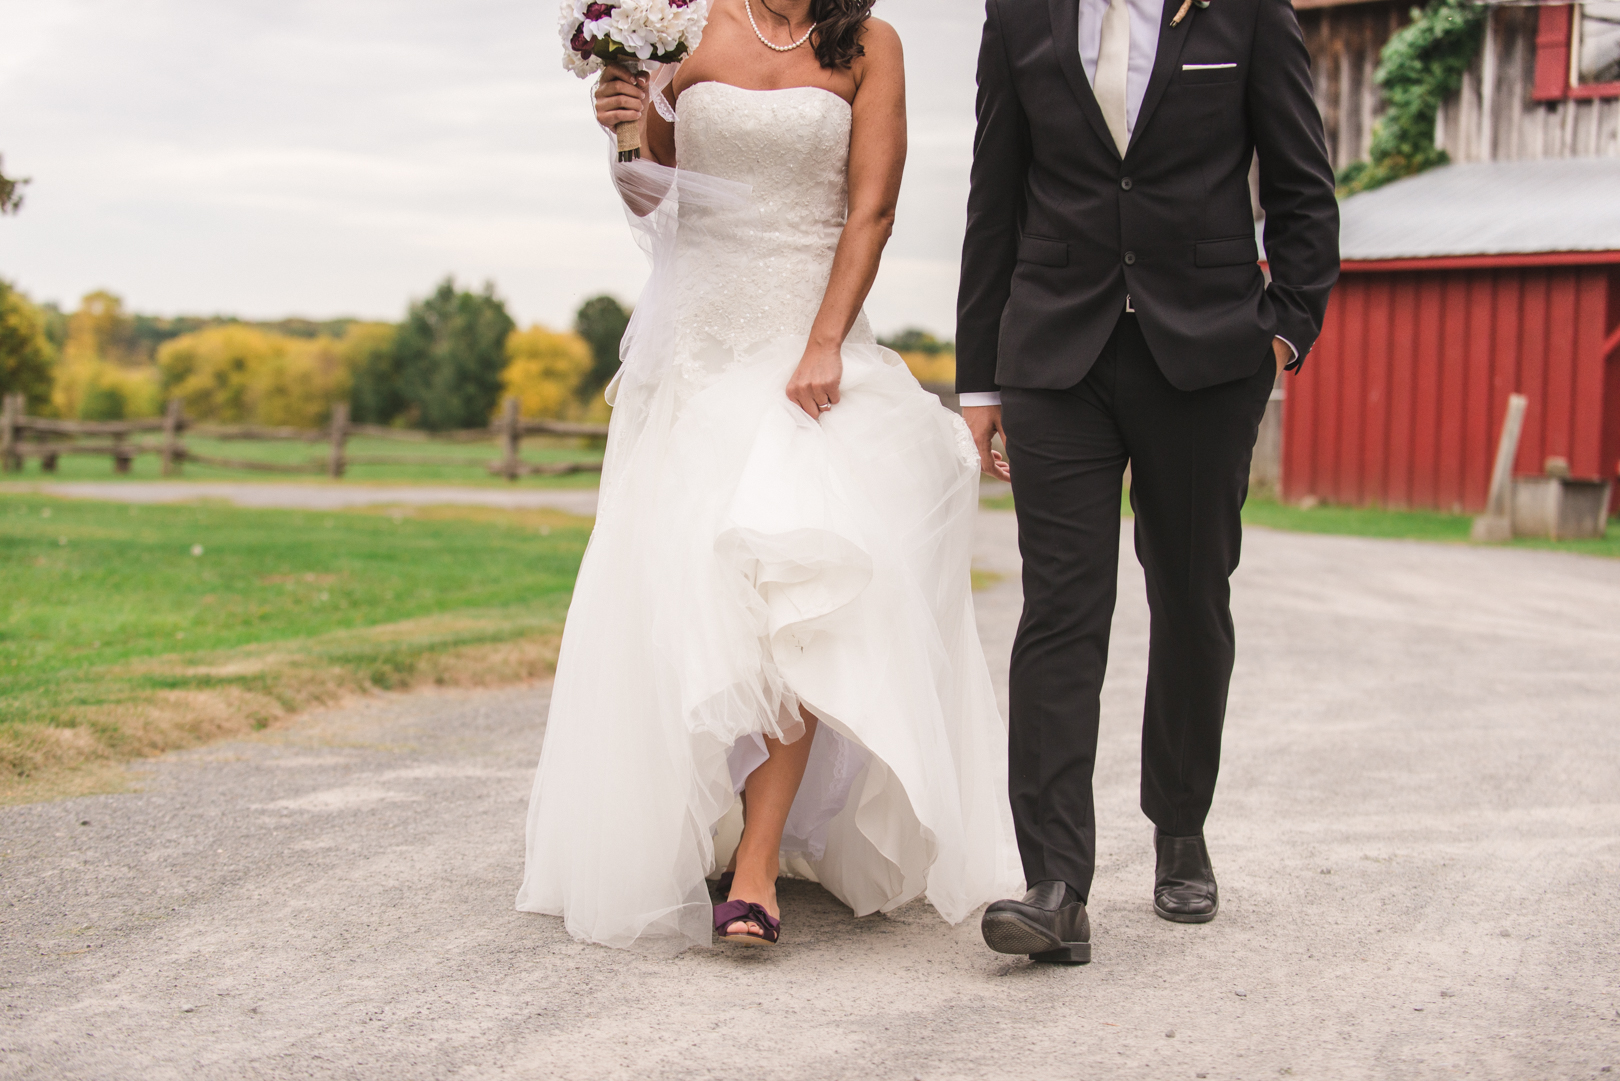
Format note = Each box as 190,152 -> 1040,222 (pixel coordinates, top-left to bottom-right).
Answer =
51,291 -> 160,420
0,280 -> 56,411
501,325 -> 592,420
50,358 -> 161,420
158,325 -> 357,427
336,322 -> 395,383
64,291 -> 140,367
900,351 -> 957,386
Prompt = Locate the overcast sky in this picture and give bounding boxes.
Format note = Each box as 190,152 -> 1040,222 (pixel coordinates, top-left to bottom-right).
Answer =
0,0 -> 987,337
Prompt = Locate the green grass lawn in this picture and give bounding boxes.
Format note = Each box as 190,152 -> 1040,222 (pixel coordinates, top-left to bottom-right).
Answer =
4,493 -> 593,793
982,488 -> 1619,559
10,433 -> 604,487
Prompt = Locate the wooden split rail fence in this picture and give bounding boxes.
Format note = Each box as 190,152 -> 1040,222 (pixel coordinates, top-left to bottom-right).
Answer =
0,394 -> 608,482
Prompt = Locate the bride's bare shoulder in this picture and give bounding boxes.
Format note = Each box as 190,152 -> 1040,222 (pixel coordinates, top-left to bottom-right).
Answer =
685,0 -> 747,56
853,17 -> 903,81
700,0 -> 748,31
855,17 -> 903,66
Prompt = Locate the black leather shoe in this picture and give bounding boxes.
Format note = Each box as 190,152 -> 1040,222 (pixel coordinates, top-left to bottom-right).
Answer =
981,880 -> 1091,964
1154,831 -> 1218,923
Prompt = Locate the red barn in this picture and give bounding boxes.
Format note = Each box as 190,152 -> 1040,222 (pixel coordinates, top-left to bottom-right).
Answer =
1280,158 -> 1620,515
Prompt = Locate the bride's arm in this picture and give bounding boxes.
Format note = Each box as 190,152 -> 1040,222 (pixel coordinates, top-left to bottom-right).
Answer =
593,65 -> 678,218
785,21 -> 906,421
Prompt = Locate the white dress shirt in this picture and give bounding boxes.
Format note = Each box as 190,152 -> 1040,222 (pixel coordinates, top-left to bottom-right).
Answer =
957,0 -> 1290,409
1079,0 -> 1164,139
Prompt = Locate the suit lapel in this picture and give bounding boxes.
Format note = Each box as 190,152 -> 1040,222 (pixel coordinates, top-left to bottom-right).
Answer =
1127,0 -> 1192,156
1047,0 -> 1121,158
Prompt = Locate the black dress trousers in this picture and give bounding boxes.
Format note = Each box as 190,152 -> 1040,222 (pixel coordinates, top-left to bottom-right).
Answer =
999,312 -> 1276,902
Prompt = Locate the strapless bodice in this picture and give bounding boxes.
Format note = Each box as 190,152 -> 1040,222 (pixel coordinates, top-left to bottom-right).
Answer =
669,82 -> 873,381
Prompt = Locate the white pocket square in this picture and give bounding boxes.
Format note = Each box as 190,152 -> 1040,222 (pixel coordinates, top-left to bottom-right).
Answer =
1182,62 -> 1238,70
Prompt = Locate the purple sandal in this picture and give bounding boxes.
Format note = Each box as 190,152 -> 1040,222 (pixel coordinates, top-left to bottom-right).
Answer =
713,899 -> 781,945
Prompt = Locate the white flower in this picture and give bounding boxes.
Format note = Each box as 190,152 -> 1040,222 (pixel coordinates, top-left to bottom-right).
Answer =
558,0 -> 710,80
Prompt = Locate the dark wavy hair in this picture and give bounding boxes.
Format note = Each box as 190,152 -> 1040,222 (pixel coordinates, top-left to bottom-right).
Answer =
757,0 -> 875,69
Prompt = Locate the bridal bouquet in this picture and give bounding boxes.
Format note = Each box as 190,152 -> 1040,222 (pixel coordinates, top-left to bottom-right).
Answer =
560,0 -> 711,161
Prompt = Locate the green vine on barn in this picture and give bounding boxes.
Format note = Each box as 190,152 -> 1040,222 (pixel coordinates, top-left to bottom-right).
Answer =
1336,0 -> 1488,196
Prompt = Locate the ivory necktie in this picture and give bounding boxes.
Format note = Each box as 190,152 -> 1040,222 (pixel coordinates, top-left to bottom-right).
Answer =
1094,0 -> 1132,156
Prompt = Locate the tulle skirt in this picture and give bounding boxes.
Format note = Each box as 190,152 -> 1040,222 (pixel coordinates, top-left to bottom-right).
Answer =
515,337 -> 1022,951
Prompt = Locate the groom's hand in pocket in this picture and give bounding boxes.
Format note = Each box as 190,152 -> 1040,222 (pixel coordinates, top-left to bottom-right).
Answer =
963,406 -> 1012,482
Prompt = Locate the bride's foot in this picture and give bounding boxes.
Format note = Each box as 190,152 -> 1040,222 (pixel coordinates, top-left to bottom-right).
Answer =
715,874 -> 781,944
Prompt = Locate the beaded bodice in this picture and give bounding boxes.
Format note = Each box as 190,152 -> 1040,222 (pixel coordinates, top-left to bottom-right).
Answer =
669,82 -> 874,379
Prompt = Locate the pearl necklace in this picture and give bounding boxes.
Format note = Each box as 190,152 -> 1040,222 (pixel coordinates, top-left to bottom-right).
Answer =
744,0 -> 815,52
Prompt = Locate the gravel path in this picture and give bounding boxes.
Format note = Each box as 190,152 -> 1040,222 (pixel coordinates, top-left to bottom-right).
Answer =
3,512 -> 1619,1079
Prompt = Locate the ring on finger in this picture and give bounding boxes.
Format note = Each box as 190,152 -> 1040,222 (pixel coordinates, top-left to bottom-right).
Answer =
817,401 -> 833,412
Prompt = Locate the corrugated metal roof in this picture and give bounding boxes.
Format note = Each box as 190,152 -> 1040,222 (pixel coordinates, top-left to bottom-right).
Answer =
1336,158 -> 1620,260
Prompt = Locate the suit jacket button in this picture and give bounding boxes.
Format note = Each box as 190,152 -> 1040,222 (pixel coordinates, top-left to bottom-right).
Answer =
1120,177 -> 1133,190
1124,251 -> 1136,265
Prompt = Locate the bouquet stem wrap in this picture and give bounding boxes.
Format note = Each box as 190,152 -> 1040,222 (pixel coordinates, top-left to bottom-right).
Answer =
615,61 -> 645,162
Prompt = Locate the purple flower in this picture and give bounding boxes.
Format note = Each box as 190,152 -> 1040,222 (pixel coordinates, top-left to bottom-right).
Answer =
570,29 -> 595,54
583,3 -> 615,19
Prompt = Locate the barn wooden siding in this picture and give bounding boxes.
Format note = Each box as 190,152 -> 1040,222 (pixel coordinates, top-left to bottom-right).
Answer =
1436,5 -> 1620,161
1296,0 -> 1411,171
1293,2 -> 1620,168
1281,260 -> 1620,514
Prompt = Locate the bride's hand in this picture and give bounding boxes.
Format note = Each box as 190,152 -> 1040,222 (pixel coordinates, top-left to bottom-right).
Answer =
786,343 -> 843,420
595,64 -> 648,130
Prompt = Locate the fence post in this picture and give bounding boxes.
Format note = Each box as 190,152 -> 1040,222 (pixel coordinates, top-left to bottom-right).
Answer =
161,398 -> 183,476
0,394 -> 18,473
501,396 -> 521,482
113,428 -> 133,474
328,403 -> 349,479
1471,393 -> 1528,542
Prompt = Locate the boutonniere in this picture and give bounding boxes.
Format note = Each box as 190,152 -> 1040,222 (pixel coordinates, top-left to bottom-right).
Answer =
1169,0 -> 1210,27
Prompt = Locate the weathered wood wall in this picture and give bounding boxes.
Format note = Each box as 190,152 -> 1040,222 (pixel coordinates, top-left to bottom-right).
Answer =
1435,5 -> 1620,161
1294,1 -> 1620,168
1297,0 -> 1410,171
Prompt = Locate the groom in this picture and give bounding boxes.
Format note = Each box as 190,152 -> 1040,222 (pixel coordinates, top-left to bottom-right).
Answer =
958,0 -> 1338,962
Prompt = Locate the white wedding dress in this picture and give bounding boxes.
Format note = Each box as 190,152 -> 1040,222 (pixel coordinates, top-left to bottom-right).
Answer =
516,81 -> 1021,951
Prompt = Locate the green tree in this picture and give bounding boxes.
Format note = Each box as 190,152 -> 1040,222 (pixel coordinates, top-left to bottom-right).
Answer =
39,303 -> 68,353
878,328 -> 953,355
348,332 -> 406,425
574,295 -> 631,402
0,154 -> 27,216
1336,0 -> 1487,196
79,383 -> 128,421
0,280 -> 56,409
380,279 -> 516,430
338,322 -> 400,425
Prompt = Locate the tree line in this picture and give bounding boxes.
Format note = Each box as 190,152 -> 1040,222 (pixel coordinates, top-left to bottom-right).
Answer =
0,276 -> 631,430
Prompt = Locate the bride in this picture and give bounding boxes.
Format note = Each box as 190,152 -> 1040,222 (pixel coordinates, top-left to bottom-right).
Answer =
516,0 -> 1020,951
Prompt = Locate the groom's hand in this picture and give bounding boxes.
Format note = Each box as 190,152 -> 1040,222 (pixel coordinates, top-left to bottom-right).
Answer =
963,405 -> 1012,482
1273,336 -> 1296,371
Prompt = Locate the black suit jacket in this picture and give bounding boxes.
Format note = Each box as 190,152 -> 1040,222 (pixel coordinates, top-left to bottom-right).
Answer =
956,0 -> 1340,394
